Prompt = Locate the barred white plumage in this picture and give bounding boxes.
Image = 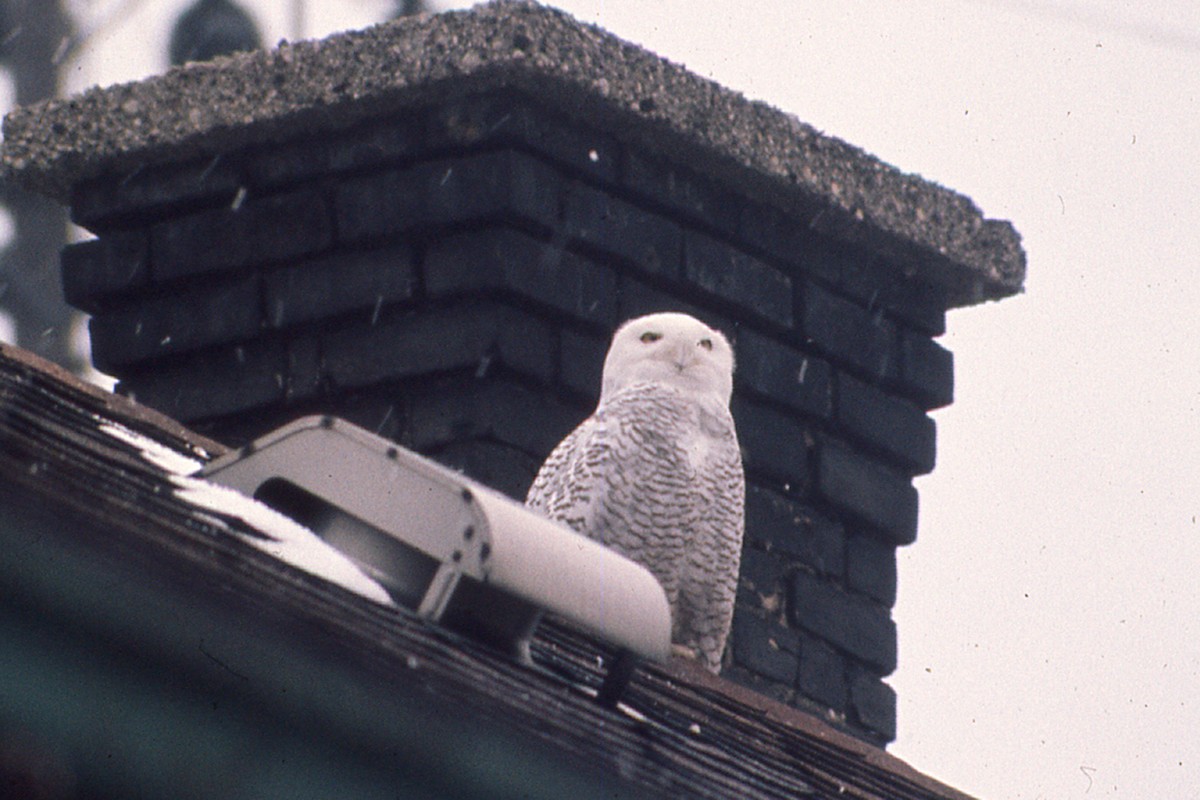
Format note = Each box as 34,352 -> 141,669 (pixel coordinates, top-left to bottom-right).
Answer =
527,312 -> 744,672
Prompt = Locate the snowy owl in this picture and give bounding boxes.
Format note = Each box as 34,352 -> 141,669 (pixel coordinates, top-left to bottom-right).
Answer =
527,312 -> 745,672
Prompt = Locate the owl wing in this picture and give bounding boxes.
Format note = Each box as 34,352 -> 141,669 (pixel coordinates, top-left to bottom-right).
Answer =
526,400 -> 672,544
681,425 -> 745,671
530,393 -> 694,606
525,411 -> 611,537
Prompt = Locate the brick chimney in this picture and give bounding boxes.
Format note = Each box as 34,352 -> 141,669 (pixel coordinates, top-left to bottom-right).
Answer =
1,0 -> 1024,745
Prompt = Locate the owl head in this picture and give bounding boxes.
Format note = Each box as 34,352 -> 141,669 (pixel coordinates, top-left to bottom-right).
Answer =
600,312 -> 735,405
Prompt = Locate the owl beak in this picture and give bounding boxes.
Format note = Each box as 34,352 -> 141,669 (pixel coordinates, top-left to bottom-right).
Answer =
671,342 -> 697,372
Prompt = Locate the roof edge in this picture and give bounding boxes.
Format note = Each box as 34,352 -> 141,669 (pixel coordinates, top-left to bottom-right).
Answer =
0,343 -> 228,458
663,659 -> 978,800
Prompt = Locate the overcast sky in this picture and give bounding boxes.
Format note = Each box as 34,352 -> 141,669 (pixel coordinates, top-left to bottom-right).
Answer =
61,1 -> 1200,797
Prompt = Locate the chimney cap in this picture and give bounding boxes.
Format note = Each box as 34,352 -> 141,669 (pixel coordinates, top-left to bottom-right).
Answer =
1,0 -> 1023,306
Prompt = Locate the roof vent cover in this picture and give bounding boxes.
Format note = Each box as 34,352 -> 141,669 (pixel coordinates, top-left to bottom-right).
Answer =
200,416 -> 672,674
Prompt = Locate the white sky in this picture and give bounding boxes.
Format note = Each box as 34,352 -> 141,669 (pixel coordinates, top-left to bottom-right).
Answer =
62,1 -> 1200,797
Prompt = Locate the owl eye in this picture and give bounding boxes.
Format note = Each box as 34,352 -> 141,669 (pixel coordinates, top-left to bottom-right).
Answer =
698,338 -> 714,351
640,331 -> 662,343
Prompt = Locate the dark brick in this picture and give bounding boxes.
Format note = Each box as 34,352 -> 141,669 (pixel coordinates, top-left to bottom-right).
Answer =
737,546 -> 786,611
622,151 -> 740,237
428,150 -> 561,232
335,150 -> 562,244
489,306 -> 562,385
60,232 -> 150,313
850,671 -> 897,742
737,200 -> 810,262
836,372 -> 935,474
322,302 -> 557,390
816,250 -> 947,338
898,331 -> 954,410
428,439 -> 542,502
245,137 -> 333,190
730,395 -> 810,488
721,666 -> 795,706
89,276 -> 261,372
735,328 -> 831,419
118,338 -> 287,423
407,377 -> 585,458
732,609 -> 799,685
738,201 -> 831,278
284,334 -> 322,404
151,190 -> 333,281
429,93 -> 620,184
817,439 -> 918,545
797,633 -> 848,711
744,483 -> 844,577
247,116 -> 424,190
328,116 -> 426,174
333,165 -> 425,244
424,227 -> 618,327
618,276 -> 708,324
71,154 -> 241,230
684,230 -> 792,327
265,245 -> 416,329
559,328 -> 606,398
857,262 -> 947,337
426,94 -> 516,149
846,532 -> 897,607
789,569 -> 897,674
311,392 -> 409,445
799,281 -> 897,380
739,205 -> 868,308
563,182 -> 682,278
739,204 -> 947,336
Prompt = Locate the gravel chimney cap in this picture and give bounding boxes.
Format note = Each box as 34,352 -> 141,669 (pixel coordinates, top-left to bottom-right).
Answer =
0,0 -> 1024,307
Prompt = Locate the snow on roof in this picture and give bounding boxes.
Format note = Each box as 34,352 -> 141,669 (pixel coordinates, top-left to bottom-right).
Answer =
95,415 -> 394,605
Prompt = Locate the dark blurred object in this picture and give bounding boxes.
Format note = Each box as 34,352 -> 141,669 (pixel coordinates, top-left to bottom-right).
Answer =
169,0 -> 262,66
391,0 -> 430,18
0,0 -> 76,370
0,728 -> 77,800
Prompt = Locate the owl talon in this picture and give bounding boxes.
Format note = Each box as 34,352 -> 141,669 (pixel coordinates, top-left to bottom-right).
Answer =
671,643 -> 700,661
